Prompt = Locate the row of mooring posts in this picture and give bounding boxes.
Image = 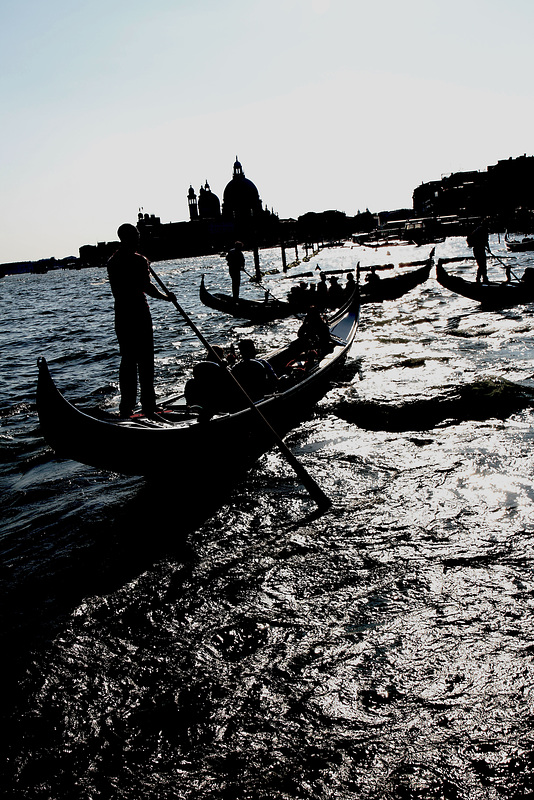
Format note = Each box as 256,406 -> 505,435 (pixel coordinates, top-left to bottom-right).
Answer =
280,240 -> 322,272
250,239 -> 322,279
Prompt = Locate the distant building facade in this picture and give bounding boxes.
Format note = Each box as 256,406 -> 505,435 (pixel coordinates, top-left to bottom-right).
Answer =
413,154 -> 534,230
72,152 -> 534,269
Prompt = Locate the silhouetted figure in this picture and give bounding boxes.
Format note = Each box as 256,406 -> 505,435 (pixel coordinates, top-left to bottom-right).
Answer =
287,280 -> 309,309
107,223 -> 174,417
297,306 -> 332,356
226,241 -> 245,301
467,222 -> 490,284
327,275 -> 344,308
185,345 -> 234,416
365,265 -> 381,288
316,272 -> 328,308
231,338 -> 278,402
344,272 -> 356,300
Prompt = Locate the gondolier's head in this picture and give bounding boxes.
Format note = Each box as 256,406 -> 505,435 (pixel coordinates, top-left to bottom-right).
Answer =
117,223 -> 140,248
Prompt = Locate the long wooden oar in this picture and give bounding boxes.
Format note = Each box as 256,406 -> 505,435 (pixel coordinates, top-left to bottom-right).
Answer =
242,266 -> 286,306
149,265 -> 332,511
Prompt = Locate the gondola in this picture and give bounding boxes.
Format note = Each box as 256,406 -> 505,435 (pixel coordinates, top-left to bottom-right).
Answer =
436,259 -> 534,308
359,259 -> 432,303
200,254 -> 433,322
199,275 -> 295,323
504,235 -> 534,252
36,296 -> 359,478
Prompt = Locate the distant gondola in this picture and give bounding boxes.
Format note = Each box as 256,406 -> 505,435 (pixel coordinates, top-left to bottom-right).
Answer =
436,259 -> 534,308
199,275 -> 295,323
359,259 -> 432,303
36,296 -> 359,478
200,253 -> 433,323
504,235 -> 534,252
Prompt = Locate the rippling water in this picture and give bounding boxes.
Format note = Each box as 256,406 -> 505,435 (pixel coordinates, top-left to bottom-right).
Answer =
2,238 -> 534,798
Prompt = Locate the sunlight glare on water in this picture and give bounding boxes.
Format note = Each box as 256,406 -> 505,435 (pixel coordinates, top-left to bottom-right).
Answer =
2,238 -> 534,798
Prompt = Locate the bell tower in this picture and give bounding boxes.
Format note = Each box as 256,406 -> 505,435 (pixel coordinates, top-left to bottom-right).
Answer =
188,185 -> 198,220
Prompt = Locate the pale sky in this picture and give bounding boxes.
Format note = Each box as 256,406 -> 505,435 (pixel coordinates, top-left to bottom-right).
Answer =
1,0 -> 533,262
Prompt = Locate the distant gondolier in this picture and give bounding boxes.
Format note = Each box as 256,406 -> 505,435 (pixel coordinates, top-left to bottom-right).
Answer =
226,241 -> 245,301
365,265 -> 381,288
467,221 -> 490,284
107,223 -> 174,418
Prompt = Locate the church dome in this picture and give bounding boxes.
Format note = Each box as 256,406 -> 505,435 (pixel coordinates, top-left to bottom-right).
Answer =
198,181 -> 221,219
222,158 -> 262,220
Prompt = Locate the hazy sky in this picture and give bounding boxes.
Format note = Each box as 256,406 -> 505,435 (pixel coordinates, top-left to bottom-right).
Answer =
2,0 -> 533,262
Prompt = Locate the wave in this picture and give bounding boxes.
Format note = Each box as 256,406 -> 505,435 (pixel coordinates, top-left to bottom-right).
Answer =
335,378 -> 534,431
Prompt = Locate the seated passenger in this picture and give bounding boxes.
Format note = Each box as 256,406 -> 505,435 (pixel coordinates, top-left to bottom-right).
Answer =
307,283 -> 317,305
184,345 -> 234,416
287,281 -> 310,310
231,338 -> 278,402
316,272 -> 328,307
365,265 -> 381,287
344,272 -> 356,300
327,275 -> 344,308
296,306 -> 332,356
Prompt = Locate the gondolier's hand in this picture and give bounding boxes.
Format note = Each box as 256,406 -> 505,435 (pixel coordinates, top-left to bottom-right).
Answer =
166,291 -> 177,303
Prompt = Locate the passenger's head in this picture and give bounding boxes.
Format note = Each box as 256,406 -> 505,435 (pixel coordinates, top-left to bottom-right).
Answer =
306,306 -> 322,320
207,345 -> 225,363
117,223 -> 140,249
238,339 -> 257,359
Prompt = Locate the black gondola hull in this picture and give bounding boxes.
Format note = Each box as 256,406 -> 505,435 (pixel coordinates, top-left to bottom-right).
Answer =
200,258 -> 432,322
436,260 -> 534,308
359,262 -> 432,303
199,276 -> 295,322
37,300 -> 359,477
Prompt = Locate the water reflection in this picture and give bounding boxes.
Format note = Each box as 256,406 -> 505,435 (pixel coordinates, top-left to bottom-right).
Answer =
2,239 -> 534,797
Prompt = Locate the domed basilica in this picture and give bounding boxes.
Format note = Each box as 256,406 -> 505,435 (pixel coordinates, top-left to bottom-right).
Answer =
125,157 -> 280,263
188,158 -> 266,222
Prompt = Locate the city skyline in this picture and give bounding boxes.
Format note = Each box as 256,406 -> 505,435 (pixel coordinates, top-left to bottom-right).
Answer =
2,0 -> 533,262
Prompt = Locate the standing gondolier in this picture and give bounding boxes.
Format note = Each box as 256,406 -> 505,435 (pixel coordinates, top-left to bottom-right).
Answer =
467,220 -> 490,284
107,223 -> 174,418
226,241 -> 245,301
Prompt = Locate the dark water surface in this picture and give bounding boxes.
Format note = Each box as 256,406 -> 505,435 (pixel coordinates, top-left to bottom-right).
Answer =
2,239 -> 534,798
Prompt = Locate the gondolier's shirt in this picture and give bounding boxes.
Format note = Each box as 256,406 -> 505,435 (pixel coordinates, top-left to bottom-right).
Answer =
107,249 -> 152,312
107,248 -> 153,351
226,248 -> 245,275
